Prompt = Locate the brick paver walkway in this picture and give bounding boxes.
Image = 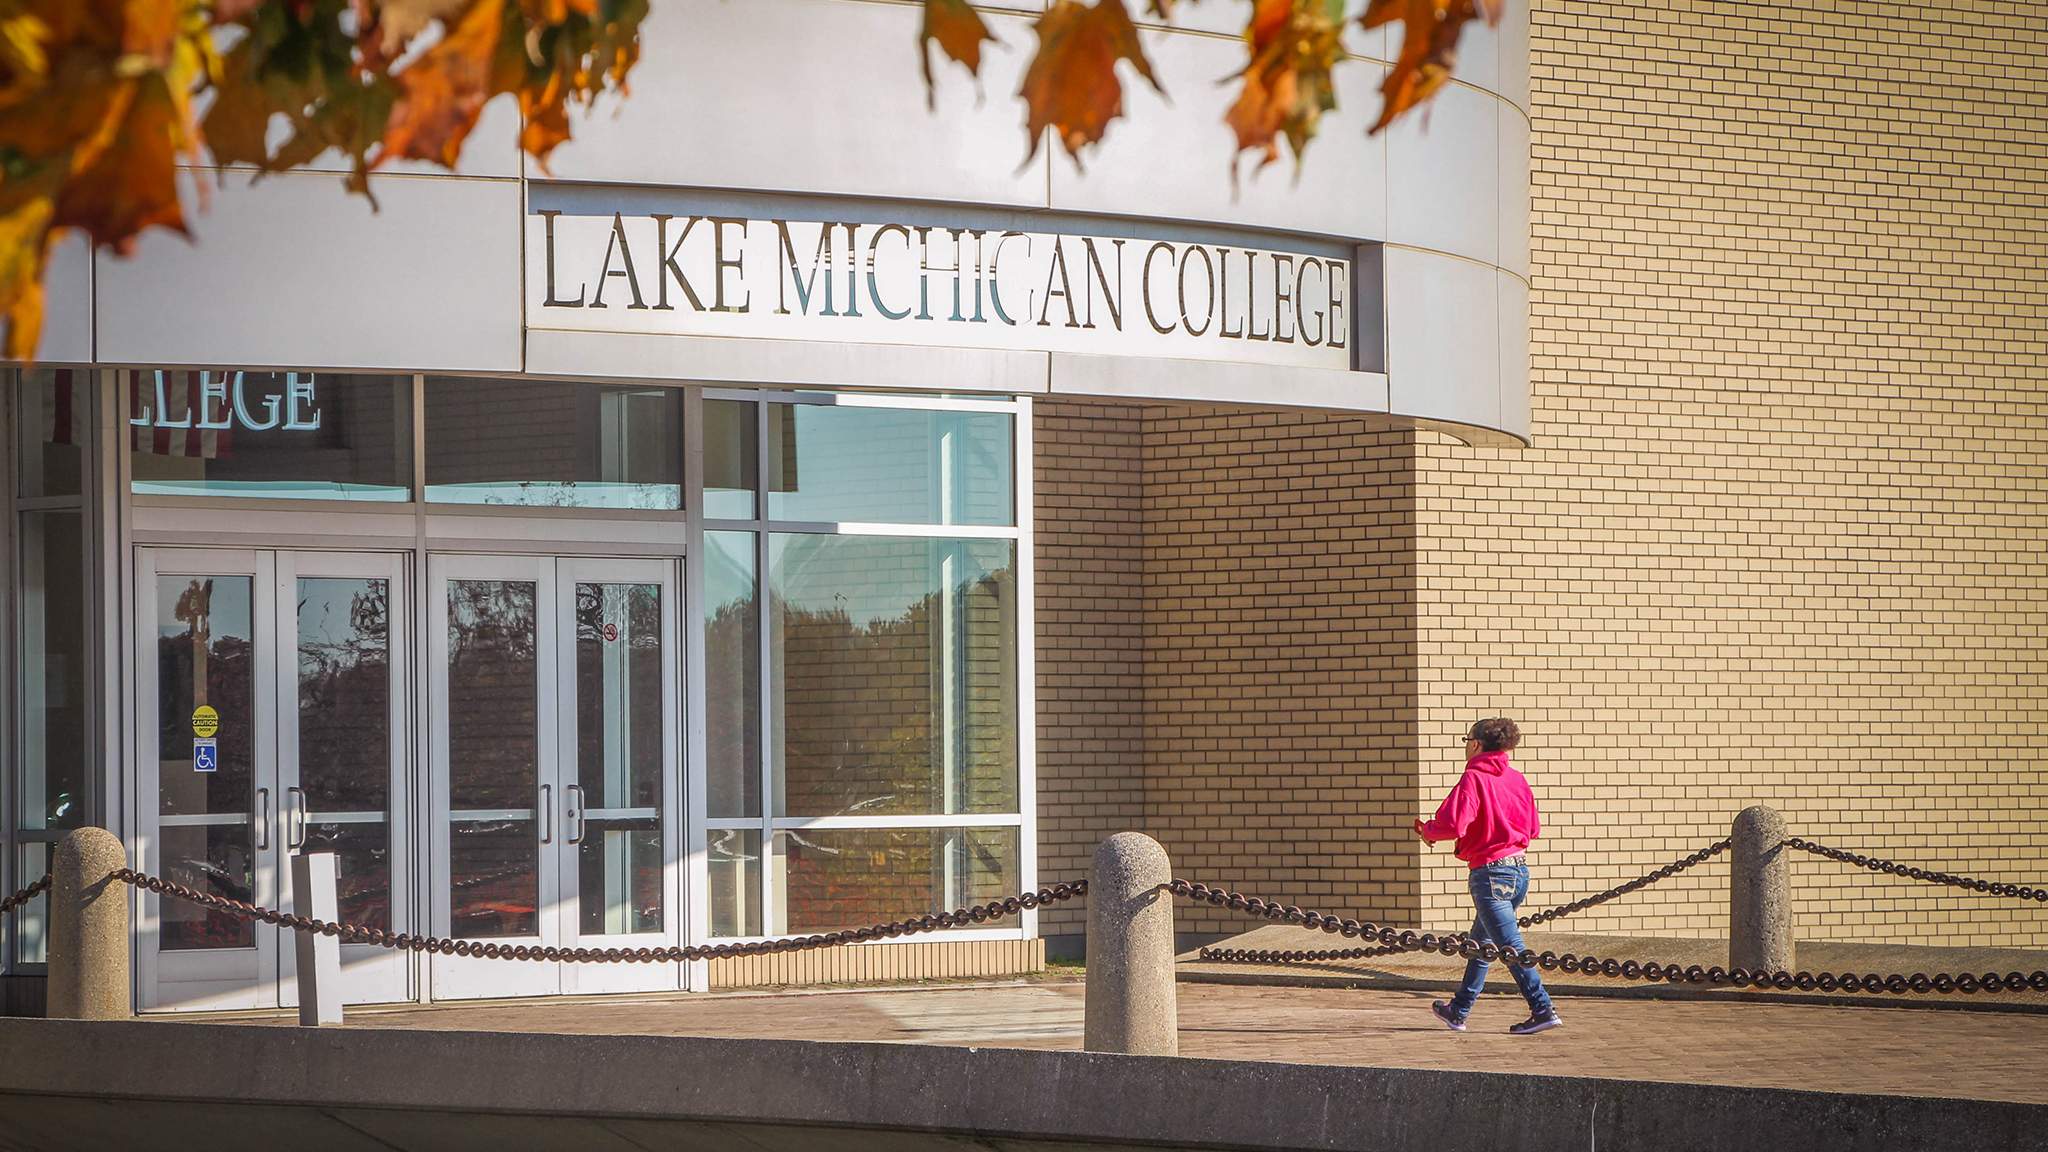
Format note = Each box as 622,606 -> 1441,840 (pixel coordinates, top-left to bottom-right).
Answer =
318,980 -> 2048,1105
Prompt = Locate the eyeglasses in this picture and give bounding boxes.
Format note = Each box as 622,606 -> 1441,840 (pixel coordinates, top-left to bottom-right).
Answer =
1456,734 -> 1477,745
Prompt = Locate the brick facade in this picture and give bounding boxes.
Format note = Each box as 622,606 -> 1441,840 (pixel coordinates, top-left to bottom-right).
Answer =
1035,401 -> 1421,943
1412,0 -> 2048,947
1037,0 -> 2047,950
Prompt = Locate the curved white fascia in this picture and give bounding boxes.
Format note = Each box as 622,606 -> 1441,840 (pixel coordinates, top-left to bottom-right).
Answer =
62,0 -> 1529,444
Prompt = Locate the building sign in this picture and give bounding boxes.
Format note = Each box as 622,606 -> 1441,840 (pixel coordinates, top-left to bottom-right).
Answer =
527,212 -> 1356,371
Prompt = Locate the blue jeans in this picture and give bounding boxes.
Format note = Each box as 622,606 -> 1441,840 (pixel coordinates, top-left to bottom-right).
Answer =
1446,860 -> 1554,1020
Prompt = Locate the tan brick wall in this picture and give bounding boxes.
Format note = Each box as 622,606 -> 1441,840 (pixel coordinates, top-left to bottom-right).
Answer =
1036,401 -> 1422,939
710,937 -> 1043,989
1038,1 -> 2046,953
1138,409 -> 1420,937
1035,399 -> 1147,939
1414,0 -> 2048,945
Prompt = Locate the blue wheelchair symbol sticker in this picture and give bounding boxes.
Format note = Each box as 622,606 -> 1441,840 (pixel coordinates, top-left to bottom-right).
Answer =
193,738 -> 219,773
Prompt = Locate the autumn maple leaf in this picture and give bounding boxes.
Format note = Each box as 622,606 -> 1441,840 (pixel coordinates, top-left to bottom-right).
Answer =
1362,0 -> 1503,134
919,0 -> 996,106
1225,0 -> 1346,176
1021,0 -> 1162,164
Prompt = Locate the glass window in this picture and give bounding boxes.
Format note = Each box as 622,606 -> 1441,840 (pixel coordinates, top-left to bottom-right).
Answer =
17,368 -> 88,499
708,828 -> 762,938
14,844 -> 49,965
766,404 -> 1013,526
572,580 -> 665,936
296,578 -> 394,931
768,535 -> 1017,818
705,532 -> 760,818
445,579 -> 541,939
18,511 -> 88,831
702,399 -> 757,519
426,378 -> 680,509
773,827 -> 1018,935
154,574 -> 258,951
128,371 -> 411,501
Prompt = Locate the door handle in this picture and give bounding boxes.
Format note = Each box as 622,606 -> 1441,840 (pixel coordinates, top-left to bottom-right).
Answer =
286,787 -> 307,850
565,784 -> 584,845
540,784 -> 553,844
255,788 -> 271,852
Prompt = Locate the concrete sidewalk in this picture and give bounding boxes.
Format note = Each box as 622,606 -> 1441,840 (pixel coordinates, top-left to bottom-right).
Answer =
1182,927 -> 2048,1010
10,1005 -> 2045,1152
288,976 -> 2048,1106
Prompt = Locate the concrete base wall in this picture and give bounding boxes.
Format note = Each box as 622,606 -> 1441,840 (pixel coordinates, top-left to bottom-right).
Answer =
0,1018 -> 2039,1152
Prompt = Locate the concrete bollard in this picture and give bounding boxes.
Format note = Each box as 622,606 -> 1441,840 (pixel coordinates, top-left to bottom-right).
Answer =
1083,832 -> 1177,1056
291,852 -> 344,1027
1730,805 -> 1795,974
48,827 -> 132,1020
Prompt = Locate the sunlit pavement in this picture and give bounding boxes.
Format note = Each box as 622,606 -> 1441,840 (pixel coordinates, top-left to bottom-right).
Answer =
289,978 -> 2048,1105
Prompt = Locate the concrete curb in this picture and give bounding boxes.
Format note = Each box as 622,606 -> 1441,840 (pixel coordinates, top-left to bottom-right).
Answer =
1,1017 -> 2044,1152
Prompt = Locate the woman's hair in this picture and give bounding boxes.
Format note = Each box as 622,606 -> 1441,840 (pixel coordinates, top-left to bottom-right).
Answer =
1466,717 -> 1522,752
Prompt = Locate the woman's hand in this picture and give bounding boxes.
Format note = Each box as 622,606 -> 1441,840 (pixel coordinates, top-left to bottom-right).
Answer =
1413,818 -> 1432,843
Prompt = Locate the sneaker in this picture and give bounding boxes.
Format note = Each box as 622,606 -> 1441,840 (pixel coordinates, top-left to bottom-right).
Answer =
1508,1011 -> 1563,1036
1430,1000 -> 1467,1032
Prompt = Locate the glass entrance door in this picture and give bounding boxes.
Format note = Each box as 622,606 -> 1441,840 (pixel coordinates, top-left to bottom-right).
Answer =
557,559 -> 679,994
428,556 -> 680,1000
275,552 -> 411,1007
136,548 -> 409,1012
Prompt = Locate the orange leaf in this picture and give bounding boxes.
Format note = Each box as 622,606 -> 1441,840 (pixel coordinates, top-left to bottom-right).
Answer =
1020,0 -> 1161,164
381,0 -> 509,168
1223,0 -> 1345,176
53,73 -> 191,252
0,51 -> 132,166
364,0 -> 472,57
0,184 -> 59,361
116,0 -> 186,62
518,63 -> 572,164
919,0 -> 996,106
199,38 -> 274,168
1361,0 -> 1501,134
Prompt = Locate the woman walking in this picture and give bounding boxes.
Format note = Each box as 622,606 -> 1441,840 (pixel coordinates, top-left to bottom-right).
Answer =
1414,717 -> 1562,1035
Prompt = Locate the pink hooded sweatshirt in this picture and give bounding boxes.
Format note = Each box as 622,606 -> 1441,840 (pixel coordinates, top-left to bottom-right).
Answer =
1420,750 -> 1541,868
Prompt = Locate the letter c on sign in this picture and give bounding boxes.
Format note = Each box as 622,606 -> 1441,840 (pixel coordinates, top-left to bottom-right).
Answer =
1141,242 -> 1177,335
1178,246 -> 1215,338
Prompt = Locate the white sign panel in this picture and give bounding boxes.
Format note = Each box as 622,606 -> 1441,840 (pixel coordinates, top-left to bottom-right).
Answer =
526,212 -> 1354,371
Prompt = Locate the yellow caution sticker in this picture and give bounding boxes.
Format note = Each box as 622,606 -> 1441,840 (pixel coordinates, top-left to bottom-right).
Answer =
191,705 -> 220,739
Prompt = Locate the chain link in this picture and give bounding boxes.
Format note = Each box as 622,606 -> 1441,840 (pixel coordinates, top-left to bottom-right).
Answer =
1174,877 -> 2048,997
35,830 -> 2048,1000
113,868 -> 1085,963
1783,838 -> 2047,904
0,874 -> 51,917
1518,839 -> 1730,926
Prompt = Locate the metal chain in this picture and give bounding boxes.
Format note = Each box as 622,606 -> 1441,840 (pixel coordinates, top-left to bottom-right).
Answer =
1783,838 -> 2048,904
113,868 -> 1085,963
1518,839 -> 1730,926
1201,944 -> 1411,965
0,874 -> 51,916
1174,878 -> 2048,997
1191,841 -> 1734,965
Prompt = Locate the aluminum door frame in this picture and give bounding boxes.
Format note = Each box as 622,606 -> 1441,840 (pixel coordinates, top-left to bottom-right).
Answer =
133,547 -> 279,1012
553,556 -> 683,995
274,550 -> 414,1007
426,552 -> 562,1001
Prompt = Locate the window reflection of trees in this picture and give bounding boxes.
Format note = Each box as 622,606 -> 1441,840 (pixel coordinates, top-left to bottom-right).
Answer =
157,577 -> 257,948
777,560 -> 1017,820
445,580 -> 540,938
297,579 -> 392,928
